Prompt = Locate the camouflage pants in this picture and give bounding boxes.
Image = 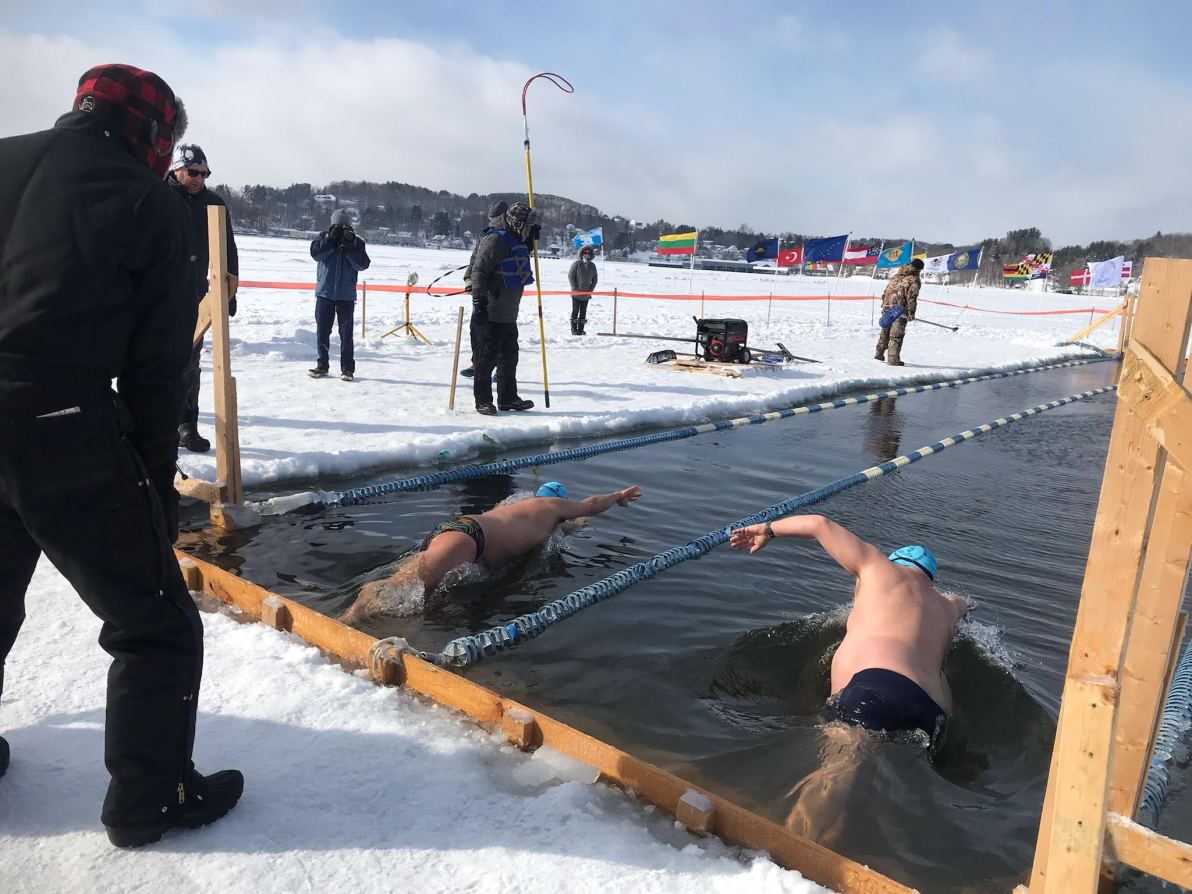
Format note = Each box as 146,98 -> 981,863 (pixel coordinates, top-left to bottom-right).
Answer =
875,317 -> 908,363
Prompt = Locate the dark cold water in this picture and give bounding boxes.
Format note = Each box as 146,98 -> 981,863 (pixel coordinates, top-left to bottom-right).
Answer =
181,361 -> 1187,893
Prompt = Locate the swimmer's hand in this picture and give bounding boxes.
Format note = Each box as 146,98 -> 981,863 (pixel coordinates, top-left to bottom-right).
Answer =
729,524 -> 772,554
616,485 -> 642,507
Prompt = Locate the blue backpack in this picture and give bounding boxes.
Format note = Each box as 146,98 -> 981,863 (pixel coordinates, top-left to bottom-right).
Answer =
878,304 -> 906,329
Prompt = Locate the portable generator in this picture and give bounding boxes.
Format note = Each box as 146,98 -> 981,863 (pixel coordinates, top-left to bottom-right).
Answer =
696,318 -> 751,363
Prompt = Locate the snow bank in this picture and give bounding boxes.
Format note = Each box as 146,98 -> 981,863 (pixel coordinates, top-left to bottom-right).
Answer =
0,559 -> 832,893
177,237 -> 1117,491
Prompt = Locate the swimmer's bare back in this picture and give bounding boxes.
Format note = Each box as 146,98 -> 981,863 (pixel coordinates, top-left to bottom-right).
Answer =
730,513 -> 967,712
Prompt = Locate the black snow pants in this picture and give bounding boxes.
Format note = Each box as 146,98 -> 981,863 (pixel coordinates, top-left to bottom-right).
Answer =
470,309 -> 520,406
0,381 -> 203,827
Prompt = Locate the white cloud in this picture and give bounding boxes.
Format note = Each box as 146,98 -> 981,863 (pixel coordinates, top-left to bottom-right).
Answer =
1,24 -> 1188,246
916,28 -> 996,88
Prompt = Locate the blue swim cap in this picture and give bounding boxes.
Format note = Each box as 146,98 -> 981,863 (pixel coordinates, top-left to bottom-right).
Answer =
536,482 -> 568,499
888,545 -> 938,580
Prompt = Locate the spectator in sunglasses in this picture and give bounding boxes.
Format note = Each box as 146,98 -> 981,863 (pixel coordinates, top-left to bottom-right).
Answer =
167,143 -> 240,453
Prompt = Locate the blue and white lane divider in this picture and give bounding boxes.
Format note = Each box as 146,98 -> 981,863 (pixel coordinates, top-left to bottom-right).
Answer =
1138,640 -> 1192,828
419,385 -> 1117,669
256,357 -> 1112,514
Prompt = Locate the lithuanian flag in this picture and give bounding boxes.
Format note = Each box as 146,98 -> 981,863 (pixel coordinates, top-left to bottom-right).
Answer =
656,231 -> 697,256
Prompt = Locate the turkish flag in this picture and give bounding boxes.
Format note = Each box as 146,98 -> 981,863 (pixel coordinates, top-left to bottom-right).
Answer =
777,247 -> 802,267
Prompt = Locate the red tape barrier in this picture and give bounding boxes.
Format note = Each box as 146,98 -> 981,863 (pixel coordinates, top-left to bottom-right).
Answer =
236,280 -> 1112,316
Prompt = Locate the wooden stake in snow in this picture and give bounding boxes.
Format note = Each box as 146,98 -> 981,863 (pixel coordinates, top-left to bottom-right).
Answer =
448,306 -> 465,410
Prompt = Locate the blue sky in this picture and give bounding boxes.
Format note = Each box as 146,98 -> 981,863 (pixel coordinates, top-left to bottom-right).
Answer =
2,0 -> 1189,245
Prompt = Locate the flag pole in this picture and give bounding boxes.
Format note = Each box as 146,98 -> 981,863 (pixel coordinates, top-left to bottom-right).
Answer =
870,240 -> 884,326
688,230 -> 698,295
828,232 -> 850,326
521,71 -> 573,409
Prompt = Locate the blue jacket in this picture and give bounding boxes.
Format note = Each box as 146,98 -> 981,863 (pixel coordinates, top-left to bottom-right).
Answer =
310,234 -> 371,301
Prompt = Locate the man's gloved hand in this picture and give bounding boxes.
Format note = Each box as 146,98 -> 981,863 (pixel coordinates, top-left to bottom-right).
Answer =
472,294 -> 488,312
341,226 -> 356,245
328,224 -> 344,243
228,296 -> 238,317
226,272 -> 239,298
524,223 -> 541,247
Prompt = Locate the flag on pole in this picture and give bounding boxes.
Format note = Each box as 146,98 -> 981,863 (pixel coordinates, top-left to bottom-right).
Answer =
745,237 -> 779,262
572,227 -> 603,249
803,234 -> 849,263
844,246 -> 881,266
876,242 -> 913,268
1069,261 -> 1131,286
1004,264 -> 1029,280
924,247 -> 981,274
656,231 -> 697,256
777,246 -> 802,267
1088,255 -> 1125,289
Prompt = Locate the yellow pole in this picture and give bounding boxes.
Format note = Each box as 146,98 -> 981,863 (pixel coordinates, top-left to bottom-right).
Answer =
524,141 -> 551,407
520,72 -> 573,410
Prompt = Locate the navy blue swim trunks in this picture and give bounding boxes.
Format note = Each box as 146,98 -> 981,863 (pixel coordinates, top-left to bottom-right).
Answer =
831,668 -> 947,744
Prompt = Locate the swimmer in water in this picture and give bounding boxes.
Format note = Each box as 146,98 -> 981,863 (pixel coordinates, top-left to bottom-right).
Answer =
340,482 -> 642,623
730,514 -> 969,744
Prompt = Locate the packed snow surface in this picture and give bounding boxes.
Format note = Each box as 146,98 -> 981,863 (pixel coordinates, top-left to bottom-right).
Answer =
178,237 -> 1118,491
0,560 -> 832,893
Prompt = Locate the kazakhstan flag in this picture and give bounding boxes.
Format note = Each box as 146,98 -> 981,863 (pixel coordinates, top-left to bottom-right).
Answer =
876,242 -> 913,268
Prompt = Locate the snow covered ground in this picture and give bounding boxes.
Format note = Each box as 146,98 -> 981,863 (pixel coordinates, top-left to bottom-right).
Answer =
0,559 -> 831,894
178,236 -> 1119,491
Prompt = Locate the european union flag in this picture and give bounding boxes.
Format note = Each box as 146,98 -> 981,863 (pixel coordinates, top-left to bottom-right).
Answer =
876,242 -> 912,268
803,234 -> 849,263
745,238 -> 779,262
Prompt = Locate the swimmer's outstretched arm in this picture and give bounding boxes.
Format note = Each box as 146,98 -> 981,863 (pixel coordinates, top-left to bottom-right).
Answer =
729,514 -> 886,576
550,485 -> 641,520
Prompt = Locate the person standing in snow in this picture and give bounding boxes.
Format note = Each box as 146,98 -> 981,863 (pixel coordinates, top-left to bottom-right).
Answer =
567,245 -> 598,335
874,258 -> 923,366
167,143 -> 239,453
0,64 -> 243,846
467,202 -> 539,415
309,209 -> 370,381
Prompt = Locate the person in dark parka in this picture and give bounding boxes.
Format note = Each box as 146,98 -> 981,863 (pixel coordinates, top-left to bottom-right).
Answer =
0,64 -> 243,846
167,143 -> 239,453
309,209 -> 370,381
467,202 -> 538,414
567,245 -> 598,335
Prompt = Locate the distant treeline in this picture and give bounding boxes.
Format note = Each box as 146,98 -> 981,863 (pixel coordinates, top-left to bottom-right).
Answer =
212,180 -> 1190,289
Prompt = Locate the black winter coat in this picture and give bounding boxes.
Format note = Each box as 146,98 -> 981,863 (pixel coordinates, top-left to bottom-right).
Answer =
168,178 -> 239,301
0,112 -> 195,503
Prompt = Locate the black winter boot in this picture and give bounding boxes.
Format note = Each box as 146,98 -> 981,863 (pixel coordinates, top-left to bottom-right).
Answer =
475,403 -> 498,416
178,425 -> 210,454
106,768 -> 244,848
498,398 -> 534,412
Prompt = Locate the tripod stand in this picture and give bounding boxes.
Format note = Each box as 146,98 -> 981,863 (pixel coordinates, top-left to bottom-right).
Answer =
382,272 -> 432,344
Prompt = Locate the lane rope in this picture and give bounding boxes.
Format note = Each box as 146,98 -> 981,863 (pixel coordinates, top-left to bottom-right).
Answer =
255,357 -> 1113,514
420,385 -> 1118,668
1137,640 -> 1192,828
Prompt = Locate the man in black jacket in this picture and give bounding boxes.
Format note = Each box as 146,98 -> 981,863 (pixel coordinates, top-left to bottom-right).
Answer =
467,202 -> 538,415
0,64 -> 242,846
167,143 -> 240,453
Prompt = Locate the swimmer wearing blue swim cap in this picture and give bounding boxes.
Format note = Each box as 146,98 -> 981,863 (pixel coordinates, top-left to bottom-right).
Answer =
536,482 -> 568,499
729,514 -> 967,747
887,545 -> 937,580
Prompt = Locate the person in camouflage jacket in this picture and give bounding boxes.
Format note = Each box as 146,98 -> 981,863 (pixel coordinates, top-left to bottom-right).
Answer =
874,258 -> 923,366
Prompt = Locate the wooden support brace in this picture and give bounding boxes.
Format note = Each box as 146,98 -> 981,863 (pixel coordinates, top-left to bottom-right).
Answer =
1118,341 -> 1192,474
178,557 -> 201,592
261,595 -> 293,632
175,475 -> 220,504
1105,813 -> 1192,888
501,707 -> 537,751
676,788 -> 717,836
1067,302 -> 1125,344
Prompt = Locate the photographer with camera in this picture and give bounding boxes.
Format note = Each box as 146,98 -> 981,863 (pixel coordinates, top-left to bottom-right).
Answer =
309,208 -> 370,381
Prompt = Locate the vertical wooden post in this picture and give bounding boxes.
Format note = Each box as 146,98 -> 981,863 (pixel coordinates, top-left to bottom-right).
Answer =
206,206 -> 243,518
448,306 -> 465,410
1029,258 -> 1192,893
700,290 -> 705,319
767,292 -> 773,327
612,287 -> 618,334
360,281 -> 367,339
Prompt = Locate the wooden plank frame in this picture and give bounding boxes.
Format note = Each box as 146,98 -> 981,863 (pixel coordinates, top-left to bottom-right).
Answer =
175,549 -> 914,894
175,207 -> 244,526
1026,258 -> 1192,894
1066,301 -> 1125,345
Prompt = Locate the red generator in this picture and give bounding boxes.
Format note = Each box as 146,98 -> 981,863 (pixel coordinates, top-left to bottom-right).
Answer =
696,318 -> 751,364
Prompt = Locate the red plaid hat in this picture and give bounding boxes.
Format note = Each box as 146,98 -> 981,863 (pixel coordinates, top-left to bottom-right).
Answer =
73,64 -> 186,176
